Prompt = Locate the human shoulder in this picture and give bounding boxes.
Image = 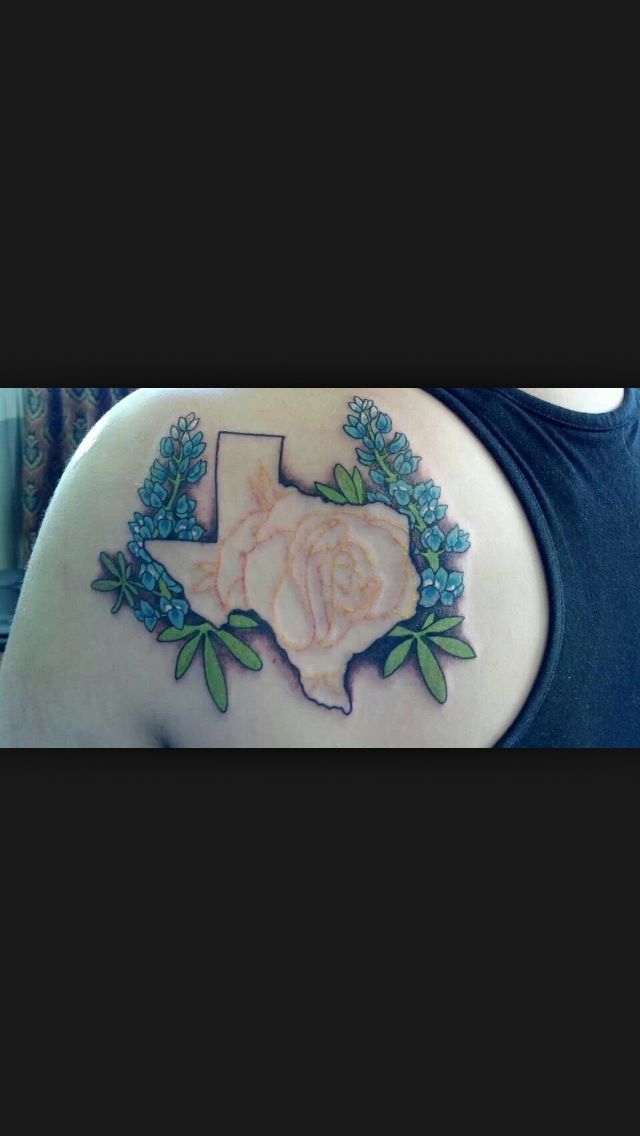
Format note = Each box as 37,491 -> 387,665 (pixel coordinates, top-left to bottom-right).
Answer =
0,387 -> 547,749
0,386 -> 319,747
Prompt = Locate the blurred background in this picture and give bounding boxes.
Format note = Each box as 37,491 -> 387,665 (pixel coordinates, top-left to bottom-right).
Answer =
0,387 -> 136,655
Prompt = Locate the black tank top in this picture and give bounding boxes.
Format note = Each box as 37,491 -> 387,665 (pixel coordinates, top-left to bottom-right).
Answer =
427,388 -> 640,749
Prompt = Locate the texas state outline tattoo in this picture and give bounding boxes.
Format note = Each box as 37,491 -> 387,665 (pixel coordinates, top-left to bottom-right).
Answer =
91,398 -> 476,713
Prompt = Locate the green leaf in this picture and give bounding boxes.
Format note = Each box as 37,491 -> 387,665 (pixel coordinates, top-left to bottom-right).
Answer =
387,625 -> 414,638
421,613 -> 436,631
228,614 -> 260,629
125,564 -> 132,580
427,616 -> 464,635
204,635 -> 228,712
214,629 -> 263,671
111,592 -> 125,615
91,579 -> 121,592
158,577 -> 171,601
417,639 -> 447,704
425,551 -> 441,572
334,464 -> 359,504
158,626 -> 204,643
383,637 -> 414,677
122,586 -> 136,608
100,552 -> 120,577
176,635 -> 201,680
352,467 -> 366,505
117,552 -> 127,577
315,482 -> 347,505
428,636 -> 476,660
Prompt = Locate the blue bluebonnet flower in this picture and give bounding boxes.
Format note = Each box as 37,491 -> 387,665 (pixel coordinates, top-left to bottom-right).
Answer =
155,508 -> 175,538
413,481 -> 447,525
175,494 -> 197,519
187,461 -> 207,484
129,537 -> 149,559
189,433 -> 206,459
138,479 -> 152,507
175,517 -> 205,541
344,399 -> 391,443
175,518 -> 193,539
139,478 -> 169,508
140,560 -> 182,595
393,452 -> 421,477
367,490 -> 394,506
356,448 -> 376,465
345,418 -> 367,439
445,525 -> 471,553
388,432 -> 409,454
160,596 -> 190,630
128,513 -> 156,555
358,435 -> 376,451
128,416 -> 208,568
420,568 -> 465,609
389,480 -> 414,507
140,561 -> 162,591
130,512 -> 156,540
162,568 -> 182,593
135,599 -> 159,632
339,397 -> 472,630
349,396 -> 372,413
151,459 -> 169,482
421,525 -> 445,553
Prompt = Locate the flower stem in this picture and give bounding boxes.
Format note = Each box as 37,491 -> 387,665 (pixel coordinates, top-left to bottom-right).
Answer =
166,476 -> 183,512
166,439 -> 185,510
367,426 -> 429,535
187,621 -> 213,636
408,502 -> 429,535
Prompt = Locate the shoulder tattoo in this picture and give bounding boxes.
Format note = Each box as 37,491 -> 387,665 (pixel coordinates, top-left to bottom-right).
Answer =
91,398 -> 475,714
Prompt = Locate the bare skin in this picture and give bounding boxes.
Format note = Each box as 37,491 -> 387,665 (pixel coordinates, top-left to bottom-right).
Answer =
0,386 -> 623,750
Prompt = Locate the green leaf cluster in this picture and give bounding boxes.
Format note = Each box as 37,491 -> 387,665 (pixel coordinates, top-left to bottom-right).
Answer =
157,613 -> 262,713
315,464 -> 366,506
91,552 -> 139,614
383,616 -> 476,704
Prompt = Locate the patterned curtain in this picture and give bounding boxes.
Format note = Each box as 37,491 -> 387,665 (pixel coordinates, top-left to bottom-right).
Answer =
0,389 -> 24,572
21,387 -> 137,564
